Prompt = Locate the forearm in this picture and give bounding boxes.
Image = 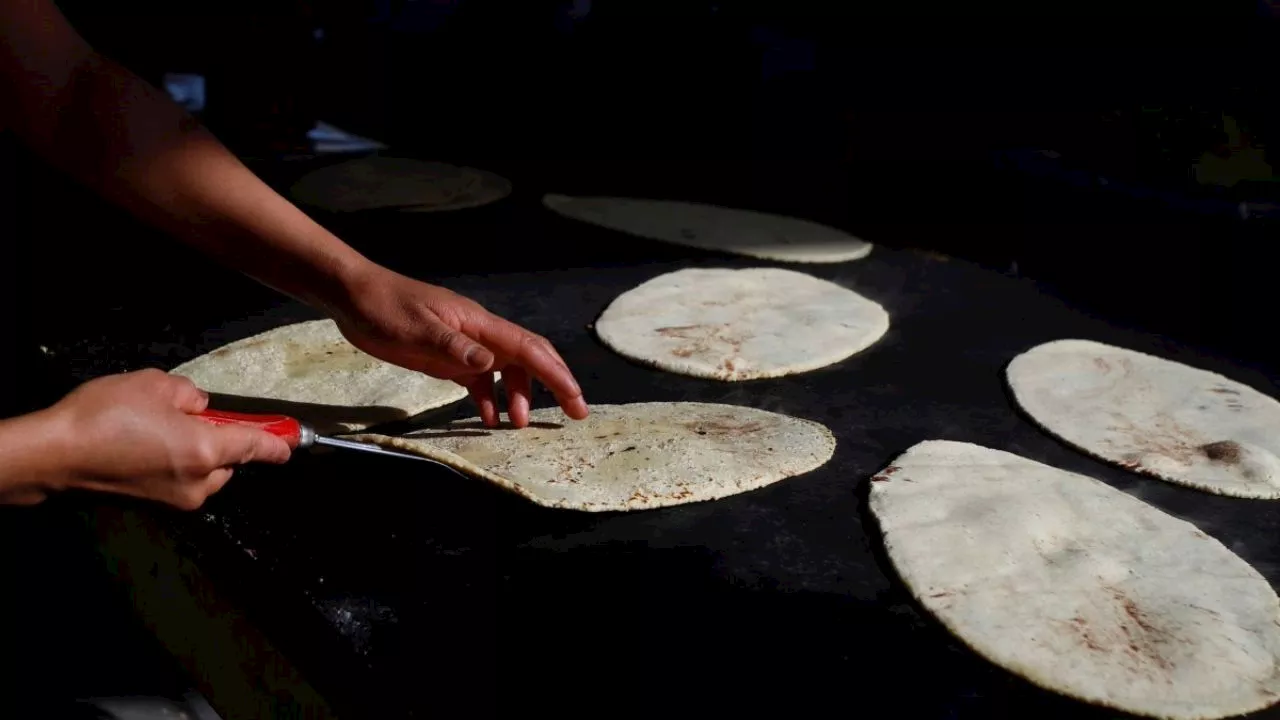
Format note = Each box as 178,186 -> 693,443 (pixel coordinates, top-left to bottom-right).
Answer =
0,408 -> 70,502
10,52 -> 374,312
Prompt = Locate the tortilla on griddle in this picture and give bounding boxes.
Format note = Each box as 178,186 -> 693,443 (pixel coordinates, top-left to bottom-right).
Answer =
290,156 -> 510,213
541,194 -> 872,263
1007,339 -> 1280,499
169,319 -> 468,433
594,268 -> 888,381
870,440 -> 1280,720
348,402 -> 835,511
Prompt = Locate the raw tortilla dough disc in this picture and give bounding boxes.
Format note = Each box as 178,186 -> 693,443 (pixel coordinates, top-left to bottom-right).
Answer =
594,267 -> 889,381
348,402 -> 835,511
1007,339 -> 1280,499
870,440 -> 1280,720
169,319 -> 468,433
289,156 -> 511,213
541,194 -> 872,263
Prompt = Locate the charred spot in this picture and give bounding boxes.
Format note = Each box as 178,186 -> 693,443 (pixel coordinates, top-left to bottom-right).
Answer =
928,591 -> 951,599
871,475 -> 891,482
884,466 -> 901,475
1211,387 -> 1240,395
622,446 -> 637,452
1201,440 -> 1243,464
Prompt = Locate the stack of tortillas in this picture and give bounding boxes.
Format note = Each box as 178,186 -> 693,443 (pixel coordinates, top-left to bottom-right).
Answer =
289,156 -> 511,213
870,440 -> 1280,720
542,194 -> 873,263
1007,339 -> 1280,499
595,267 -> 888,381
169,319 -> 469,433
348,402 -> 835,511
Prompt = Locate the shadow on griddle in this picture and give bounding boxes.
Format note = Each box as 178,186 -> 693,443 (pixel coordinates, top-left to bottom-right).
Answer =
855,476 -> 1155,719
206,393 -> 407,435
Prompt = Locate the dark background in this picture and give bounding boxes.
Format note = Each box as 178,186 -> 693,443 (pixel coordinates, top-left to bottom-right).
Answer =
7,0 -> 1280,715
34,0 -> 1280,371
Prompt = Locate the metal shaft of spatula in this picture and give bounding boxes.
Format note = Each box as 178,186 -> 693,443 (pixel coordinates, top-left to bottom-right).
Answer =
195,408 -> 462,472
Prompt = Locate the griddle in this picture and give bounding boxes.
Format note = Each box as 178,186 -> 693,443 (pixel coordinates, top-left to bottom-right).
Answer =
39,195 -> 1280,719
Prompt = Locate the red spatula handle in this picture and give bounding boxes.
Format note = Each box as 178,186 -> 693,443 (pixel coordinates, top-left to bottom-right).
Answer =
196,409 -> 304,449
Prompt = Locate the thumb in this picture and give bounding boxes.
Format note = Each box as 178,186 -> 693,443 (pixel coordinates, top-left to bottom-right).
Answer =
208,424 -> 293,466
426,319 -> 494,372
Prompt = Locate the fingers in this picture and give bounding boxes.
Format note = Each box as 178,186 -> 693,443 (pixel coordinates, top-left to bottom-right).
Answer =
463,373 -> 500,428
503,366 -> 533,429
201,421 -> 292,467
425,317 -> 495,373
471,318 -> 588,420
146,370 -> 210,413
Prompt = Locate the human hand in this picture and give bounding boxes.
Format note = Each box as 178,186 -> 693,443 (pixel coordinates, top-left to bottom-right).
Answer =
328,266 -> 589,428
46,370 -> 291,509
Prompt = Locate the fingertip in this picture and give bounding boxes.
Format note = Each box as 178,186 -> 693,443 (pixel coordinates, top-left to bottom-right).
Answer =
562,396 -> 590,420
269,436 -> 293,464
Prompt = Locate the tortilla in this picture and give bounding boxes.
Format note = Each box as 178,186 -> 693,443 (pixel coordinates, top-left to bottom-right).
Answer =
541,194 -> 872,263
347,402 -> 835,511
1007,339 -> 1280,499
289,156 -> 511,213
169,319 -> 468,433
401,167 -> 512,214
869,440 -> 1280,720
594,268 -> 888,381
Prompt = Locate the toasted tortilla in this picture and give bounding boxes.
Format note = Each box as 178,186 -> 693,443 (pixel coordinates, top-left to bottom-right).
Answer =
290,156 -> 510,212
348,402 -> 835,511
542,194 -> 872,263
1007,339 -> 1280,499
170,319 -> 468,433
594,267 -> 888,381
870,440 -> 1280,720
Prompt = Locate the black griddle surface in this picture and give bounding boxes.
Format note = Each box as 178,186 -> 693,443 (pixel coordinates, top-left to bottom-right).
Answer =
41,199 -> 1280,719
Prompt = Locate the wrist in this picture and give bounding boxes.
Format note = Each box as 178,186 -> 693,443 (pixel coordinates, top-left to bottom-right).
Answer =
316,258 -> 385,318
0,407 -> 78,498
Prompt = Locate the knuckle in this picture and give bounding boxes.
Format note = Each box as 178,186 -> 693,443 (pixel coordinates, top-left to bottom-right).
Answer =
183,442 -> 221,474
520,332 -> 547,352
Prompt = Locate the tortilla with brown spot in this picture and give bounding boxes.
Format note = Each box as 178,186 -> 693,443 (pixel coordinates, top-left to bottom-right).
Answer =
870,440 -> 1280,720
1007,339 -> 1280,499
169,320 -> 469,433
347,402 -> 835,511
595,268 -> 889,381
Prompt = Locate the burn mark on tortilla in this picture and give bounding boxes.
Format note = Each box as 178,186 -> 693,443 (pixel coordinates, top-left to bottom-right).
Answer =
655,324 -> 747,370
1109,415 -> 1210,467
1065,616 -> 1106,652
884,466 -> 901,475
871,474 -> 891,482
686,420 -> 765,436
1211,387 -> 1240,395
1109,587 -> 1176,673
1201,440 -> 1243,464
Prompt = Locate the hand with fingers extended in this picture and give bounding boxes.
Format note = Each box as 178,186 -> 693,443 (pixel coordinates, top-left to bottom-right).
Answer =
330,266 -> 589,428
2,370 -> 292,509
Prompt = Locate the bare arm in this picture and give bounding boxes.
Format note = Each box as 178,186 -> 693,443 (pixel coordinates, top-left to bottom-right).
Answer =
0,0 -> 588,426
0,0 -> 371,311
0,409 -> 66,504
